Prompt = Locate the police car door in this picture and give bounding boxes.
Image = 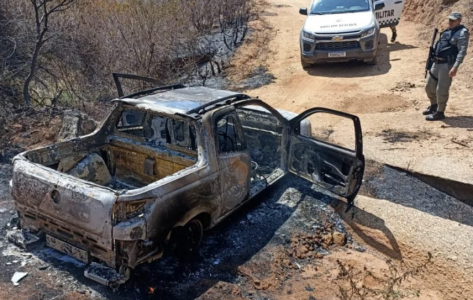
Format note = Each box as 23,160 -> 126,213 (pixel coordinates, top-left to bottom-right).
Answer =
374,0 -> 404,28
287,108 -> 365,201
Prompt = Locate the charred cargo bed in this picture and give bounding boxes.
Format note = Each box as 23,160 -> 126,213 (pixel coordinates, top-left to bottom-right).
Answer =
10,75 -> 365,286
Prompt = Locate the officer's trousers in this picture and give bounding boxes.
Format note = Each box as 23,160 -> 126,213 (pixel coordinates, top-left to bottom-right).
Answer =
425,62 -> 453,112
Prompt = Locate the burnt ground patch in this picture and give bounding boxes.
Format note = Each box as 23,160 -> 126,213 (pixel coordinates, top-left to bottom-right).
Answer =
375,128 -> 440,143
233,66 -> 276,91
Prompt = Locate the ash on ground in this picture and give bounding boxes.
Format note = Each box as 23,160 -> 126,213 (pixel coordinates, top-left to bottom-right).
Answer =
234,66 -> 276,91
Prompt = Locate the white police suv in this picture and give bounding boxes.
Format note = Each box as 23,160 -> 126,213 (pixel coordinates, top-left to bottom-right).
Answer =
299,0 -> 404,67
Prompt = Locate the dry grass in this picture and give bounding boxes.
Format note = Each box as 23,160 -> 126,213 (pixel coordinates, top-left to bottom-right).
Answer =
0,0 -> 254,108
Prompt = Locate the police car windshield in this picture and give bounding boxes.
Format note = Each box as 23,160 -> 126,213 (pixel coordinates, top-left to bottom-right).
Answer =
310,0 -> 370,15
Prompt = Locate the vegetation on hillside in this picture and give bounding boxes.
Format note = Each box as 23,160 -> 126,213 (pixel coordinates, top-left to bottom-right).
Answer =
0,0 -> 254,109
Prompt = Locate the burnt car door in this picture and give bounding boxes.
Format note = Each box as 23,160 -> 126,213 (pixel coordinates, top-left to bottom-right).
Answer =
287,108 -> 364,203
212,107 -> 252,215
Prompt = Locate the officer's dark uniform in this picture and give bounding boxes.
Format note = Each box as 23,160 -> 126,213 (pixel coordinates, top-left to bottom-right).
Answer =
424,12 -> 469,120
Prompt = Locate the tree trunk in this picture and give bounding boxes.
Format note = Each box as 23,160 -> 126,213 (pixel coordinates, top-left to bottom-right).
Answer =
23,39 -> 43,107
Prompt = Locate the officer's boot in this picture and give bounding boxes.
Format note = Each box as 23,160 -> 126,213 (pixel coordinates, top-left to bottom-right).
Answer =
391,31 -> 397,42
426,111 -> 445,121
422,104 -> 437,115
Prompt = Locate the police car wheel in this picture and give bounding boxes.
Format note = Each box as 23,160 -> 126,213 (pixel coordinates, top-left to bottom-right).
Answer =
301,56 -> 312,69
366,55 -> 378,66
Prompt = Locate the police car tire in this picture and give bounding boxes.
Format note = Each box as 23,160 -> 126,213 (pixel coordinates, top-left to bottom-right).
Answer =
301,55 -> 312,69
301,62 -> 312,68
366,55 -> 378,65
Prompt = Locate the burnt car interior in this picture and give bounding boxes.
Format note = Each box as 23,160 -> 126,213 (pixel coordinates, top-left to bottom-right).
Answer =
25,107 -> 199,190
215,114 -> 245,153
231,104 -> 288,199
236,106 -> 283,178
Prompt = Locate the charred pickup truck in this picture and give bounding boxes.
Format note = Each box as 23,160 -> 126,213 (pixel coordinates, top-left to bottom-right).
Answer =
10,75 -> 364,286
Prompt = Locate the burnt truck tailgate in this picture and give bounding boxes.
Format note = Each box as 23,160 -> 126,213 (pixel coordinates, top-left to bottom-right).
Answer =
11,157 -> 118,264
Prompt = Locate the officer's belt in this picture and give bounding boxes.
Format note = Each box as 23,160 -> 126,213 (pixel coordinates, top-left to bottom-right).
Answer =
433,57 -> 448,64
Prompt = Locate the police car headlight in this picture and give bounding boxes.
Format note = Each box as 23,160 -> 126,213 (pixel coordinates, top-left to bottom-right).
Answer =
361,27 -> 375,37
303,31 -> 316,40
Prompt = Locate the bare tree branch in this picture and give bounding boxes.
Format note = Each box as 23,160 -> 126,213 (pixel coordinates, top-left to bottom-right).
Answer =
22,0 -> 76,106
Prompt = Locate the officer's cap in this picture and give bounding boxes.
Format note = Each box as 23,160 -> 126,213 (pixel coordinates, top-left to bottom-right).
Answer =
448,12 -> 462,20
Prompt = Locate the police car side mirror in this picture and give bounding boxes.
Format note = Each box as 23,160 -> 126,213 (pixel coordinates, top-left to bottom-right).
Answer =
374,1 -> 385,11
299,8 -> 308,15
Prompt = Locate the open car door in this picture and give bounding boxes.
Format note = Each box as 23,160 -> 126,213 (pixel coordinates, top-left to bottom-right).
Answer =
374,0 -> 405,28
287,108 -> 365,205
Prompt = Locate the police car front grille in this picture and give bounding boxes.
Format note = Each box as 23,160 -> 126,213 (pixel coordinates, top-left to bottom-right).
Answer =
316,41 -> 361,50
315,34 -> 362,40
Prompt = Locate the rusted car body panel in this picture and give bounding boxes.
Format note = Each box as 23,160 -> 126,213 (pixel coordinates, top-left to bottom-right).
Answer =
11,85 -> 365,286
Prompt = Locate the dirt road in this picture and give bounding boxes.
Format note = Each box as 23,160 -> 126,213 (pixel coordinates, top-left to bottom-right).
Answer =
235,0 -> 473,185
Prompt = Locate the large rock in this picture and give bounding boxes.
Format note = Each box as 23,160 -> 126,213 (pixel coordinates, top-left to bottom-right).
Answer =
68,153 -> 112,186
332,231 -> 347,246
57,110 -> 97,141
321,233 -> 333,246
81,118 -> 97,135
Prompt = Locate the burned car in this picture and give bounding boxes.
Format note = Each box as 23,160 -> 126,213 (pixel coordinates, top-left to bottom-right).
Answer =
10,75 -> 365,286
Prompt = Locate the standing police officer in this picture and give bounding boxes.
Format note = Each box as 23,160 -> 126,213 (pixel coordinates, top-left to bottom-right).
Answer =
423,12 -> 469,121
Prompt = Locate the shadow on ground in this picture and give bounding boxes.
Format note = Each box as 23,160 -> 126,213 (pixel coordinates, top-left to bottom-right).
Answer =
441,116 -> 473,129
331,199 -> 403,260
361,162 -> 473,228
